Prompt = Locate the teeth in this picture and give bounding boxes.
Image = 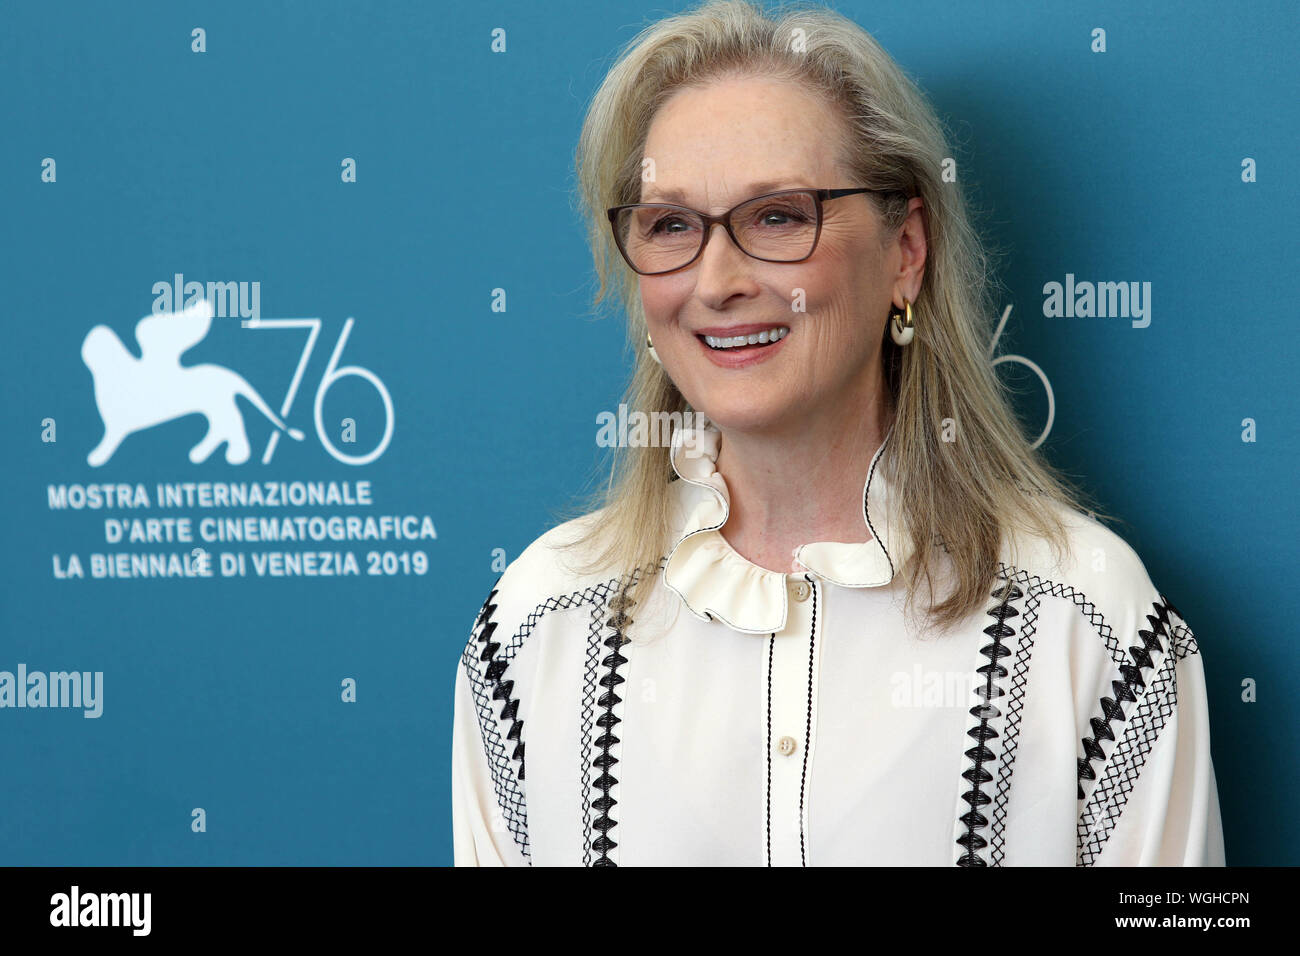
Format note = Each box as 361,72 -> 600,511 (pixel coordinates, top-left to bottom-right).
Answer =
703,327 -> 789,350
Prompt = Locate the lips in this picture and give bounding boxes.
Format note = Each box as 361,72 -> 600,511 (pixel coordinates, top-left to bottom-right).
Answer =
692,323 -> 791,368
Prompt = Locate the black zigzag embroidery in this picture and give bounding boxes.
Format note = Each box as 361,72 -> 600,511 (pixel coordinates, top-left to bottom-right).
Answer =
577,560 -> 662,866
589,574 -> 641,867
461,580 -> 530,859
1075,595 -> 1184,800
965,565 -> 1197,867
955,577 -> 1024,866
462,562 -> 656,866
1076,599 -> 1200,865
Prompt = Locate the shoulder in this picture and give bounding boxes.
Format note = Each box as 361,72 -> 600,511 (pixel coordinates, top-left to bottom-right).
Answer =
499,506 -> 632,615
999,498 -> 1195,649
459,507 -> 640,674
997,504 -> 1217,863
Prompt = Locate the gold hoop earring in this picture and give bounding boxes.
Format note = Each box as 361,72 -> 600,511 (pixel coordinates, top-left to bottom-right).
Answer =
889,297 -> 915,346
646,334 -> 663,366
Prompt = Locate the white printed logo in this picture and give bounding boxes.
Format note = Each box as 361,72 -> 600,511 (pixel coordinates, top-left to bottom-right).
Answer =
83,299 -> 303,465
82,299 -> 393,466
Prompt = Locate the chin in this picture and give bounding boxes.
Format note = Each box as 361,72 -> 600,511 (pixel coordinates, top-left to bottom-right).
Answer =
687,397 -> 785,433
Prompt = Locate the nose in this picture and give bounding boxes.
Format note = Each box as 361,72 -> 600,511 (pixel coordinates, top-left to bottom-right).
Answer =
693,217 -> 756,280
698,219 -> 743,261
691,219 -> 756,305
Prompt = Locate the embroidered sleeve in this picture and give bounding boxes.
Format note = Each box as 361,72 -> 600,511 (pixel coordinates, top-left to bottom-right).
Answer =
1082,604 -> 1226,866
451,581 -> 530,867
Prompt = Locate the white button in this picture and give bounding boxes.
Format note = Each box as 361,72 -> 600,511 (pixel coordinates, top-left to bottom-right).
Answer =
791,580 -> 811,602
777,735 -> 797,756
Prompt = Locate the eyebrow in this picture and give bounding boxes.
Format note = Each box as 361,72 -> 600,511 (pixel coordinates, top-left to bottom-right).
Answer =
641,179 -> 810,206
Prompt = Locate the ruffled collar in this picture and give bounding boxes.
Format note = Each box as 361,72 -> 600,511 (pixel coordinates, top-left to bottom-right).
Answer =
662,419 -> 911,634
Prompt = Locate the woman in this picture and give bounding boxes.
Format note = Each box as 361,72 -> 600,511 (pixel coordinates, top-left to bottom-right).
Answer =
451,0 -> 1225,866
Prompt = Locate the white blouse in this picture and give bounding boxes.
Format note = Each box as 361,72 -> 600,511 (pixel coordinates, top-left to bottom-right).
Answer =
451,423 -> 1226,866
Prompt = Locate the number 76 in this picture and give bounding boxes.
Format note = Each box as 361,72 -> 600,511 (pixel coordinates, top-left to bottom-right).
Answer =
241,316 -> 394,465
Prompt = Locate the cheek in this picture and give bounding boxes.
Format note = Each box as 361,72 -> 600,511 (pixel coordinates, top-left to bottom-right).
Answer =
639,276 -> 690,327
790,260 -> 865,322
785,268 -> 884,362
792,235 -> 881,322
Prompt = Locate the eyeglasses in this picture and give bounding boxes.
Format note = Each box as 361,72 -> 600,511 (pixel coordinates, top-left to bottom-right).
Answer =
606,187 -> 905,276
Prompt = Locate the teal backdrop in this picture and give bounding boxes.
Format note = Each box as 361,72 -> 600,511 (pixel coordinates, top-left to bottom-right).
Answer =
0,0 -> 1294,865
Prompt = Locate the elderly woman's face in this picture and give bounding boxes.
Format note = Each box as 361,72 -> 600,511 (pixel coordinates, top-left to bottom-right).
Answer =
639,75 -> 921,431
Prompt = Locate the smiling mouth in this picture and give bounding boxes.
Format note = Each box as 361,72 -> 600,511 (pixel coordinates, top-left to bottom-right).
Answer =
698,326 -> 790,351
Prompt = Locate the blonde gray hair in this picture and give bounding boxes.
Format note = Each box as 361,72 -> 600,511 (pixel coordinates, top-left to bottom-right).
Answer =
553,0 -> 1110,633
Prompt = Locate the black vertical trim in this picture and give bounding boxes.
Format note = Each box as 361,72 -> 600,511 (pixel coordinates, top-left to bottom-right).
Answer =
955,579 -> 1020,866
798,574 -> 817,867
590,577 -> 637,867
765,633 -> 774,867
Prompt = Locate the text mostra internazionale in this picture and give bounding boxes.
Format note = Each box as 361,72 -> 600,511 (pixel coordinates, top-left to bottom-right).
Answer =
48,479 -> 376,510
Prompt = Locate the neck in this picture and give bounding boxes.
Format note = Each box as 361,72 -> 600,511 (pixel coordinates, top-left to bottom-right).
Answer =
712,374 -> 894,574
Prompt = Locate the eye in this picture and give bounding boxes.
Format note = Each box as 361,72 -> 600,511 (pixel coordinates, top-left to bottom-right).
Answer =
752,203 -> 812,228
649,213 -> 697,235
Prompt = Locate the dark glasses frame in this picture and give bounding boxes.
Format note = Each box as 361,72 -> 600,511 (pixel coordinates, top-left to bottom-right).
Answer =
606,187 -> 907,275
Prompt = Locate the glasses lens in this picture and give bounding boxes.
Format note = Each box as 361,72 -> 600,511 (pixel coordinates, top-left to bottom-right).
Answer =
612,192 -> 821,273
614,205 -> 705,274
731,191 -> 818,261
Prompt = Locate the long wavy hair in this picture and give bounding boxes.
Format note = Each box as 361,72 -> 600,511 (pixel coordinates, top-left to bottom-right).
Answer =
552,0 -> 1110,633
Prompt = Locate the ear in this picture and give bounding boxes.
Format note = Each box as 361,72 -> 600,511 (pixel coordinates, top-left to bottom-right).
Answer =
893,196 -> 927,299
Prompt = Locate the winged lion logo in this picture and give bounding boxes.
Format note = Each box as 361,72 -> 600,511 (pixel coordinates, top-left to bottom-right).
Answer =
81,299 -> 304,466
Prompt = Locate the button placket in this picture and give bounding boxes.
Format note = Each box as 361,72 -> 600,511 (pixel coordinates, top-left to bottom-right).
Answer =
764,572 -> 821,866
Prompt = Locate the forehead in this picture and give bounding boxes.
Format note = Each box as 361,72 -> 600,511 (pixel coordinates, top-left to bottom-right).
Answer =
641,76 -> 846,206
